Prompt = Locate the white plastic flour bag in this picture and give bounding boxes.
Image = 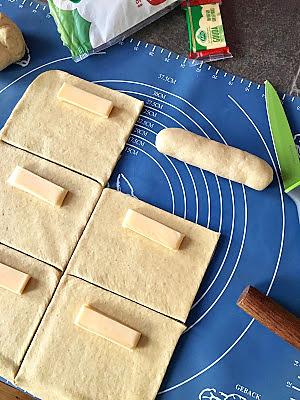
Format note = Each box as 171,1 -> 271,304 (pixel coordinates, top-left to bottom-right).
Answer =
48,0 -> 180,61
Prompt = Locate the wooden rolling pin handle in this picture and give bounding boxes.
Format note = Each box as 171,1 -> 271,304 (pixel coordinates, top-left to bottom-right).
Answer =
237,286 -> 300,351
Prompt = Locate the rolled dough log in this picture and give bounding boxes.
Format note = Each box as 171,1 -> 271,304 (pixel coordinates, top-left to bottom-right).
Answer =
156,128 -> 273,191
0,13 -> 25,71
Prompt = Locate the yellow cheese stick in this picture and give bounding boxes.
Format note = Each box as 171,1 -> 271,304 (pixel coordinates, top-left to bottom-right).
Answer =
7,166 -> 68,207
58,83 -> 114,118
75,305 -> 141,349
123,209 -> 185,250
156,128 -> 273,191
0,262 -> 30,295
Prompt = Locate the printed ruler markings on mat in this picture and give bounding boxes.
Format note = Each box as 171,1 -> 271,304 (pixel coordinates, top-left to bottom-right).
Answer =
0,0 -> 50,16
286,359 -> 300,400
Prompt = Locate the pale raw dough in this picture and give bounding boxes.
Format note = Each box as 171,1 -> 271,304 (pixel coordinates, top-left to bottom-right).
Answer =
156,128 -> 274,191
0,13 -> 25,71
67,188 -> 220,322
0,141 -> 102,270
0,244 -> 60,381
0,70 -> 144,186
15,275 -> 185,400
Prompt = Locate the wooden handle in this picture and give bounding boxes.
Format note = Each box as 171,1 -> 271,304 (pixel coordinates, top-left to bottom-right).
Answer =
0,381 -> 32,400
237,286 -> 300,350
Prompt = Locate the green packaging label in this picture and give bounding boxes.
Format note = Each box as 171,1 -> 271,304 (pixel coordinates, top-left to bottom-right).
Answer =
186,4 -> 226,52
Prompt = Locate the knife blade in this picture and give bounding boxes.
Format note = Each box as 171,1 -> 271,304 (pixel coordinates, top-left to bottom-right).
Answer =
265,80 -> 300,222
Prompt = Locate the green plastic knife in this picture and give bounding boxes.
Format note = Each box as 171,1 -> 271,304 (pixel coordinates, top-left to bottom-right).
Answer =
265,80 -> 300,222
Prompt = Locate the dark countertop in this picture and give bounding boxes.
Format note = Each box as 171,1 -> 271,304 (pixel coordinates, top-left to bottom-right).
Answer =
134,0 -> 300,94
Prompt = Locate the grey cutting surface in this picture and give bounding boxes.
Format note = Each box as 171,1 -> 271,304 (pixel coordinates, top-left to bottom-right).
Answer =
134,0 -> 300,94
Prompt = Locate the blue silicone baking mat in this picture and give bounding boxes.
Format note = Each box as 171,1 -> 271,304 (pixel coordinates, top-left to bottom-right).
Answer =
0,2 -> 300,400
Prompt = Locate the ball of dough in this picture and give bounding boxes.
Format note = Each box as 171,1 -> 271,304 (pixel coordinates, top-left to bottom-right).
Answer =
0,13 -> 25,71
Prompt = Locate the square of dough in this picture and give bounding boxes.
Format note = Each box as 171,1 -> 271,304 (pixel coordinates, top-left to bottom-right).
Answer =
0,244 -> 60,382
15,275 -> 185,400
67,188 -> 220,322
0,70 -> 144,186
0,141 -> 102,270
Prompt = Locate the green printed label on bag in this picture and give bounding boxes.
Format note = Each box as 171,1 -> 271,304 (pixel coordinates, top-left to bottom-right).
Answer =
186,4 -> 226,52
48,0 -> 92,57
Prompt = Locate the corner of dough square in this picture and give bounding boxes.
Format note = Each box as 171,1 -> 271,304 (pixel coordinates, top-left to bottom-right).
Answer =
0,244 -> 60,382
67,188 -> 220,322
15,275 -> 185,400
0,70 -> 144,186
0,141 -> 102,270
